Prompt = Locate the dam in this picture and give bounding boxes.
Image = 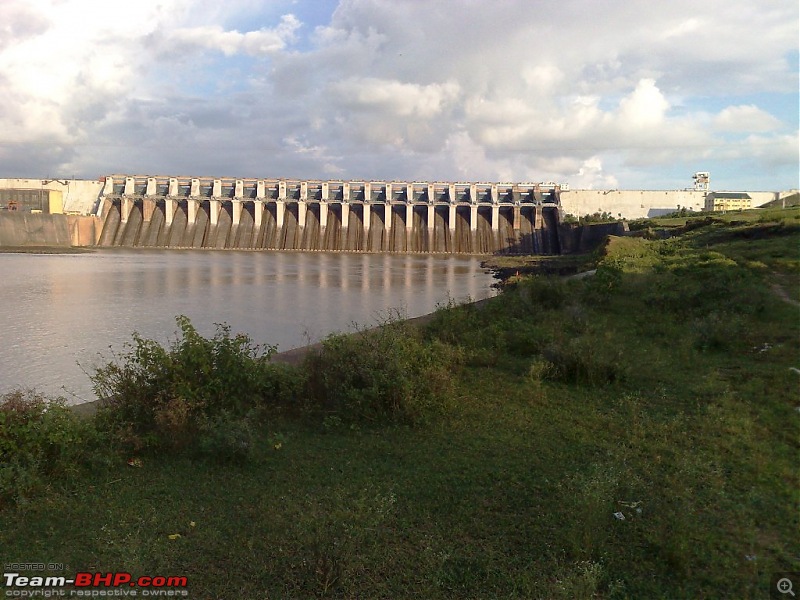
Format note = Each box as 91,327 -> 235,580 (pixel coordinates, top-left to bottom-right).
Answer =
97,176 -> 563,254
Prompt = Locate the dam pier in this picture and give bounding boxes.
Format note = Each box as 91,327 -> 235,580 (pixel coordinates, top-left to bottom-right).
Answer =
97,176 -> 563,254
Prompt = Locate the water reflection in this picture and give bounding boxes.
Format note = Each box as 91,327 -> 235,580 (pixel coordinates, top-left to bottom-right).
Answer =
0,250 -> 496,404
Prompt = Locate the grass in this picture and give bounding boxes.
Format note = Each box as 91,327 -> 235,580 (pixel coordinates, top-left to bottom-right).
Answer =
0,208 -> 798,598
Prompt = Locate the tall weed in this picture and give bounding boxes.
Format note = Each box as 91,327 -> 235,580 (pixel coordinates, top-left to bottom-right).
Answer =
0,390 -> 108,505
91,316 -> 298,452
541,336 -> 627,386
304,318 -> 460,424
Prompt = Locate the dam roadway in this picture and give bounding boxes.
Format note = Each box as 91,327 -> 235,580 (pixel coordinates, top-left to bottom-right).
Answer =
97,176 -> 563,254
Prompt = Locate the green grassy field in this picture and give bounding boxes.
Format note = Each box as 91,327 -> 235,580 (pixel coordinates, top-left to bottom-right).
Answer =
632,205 -> 800,229
1,208 -> 798,598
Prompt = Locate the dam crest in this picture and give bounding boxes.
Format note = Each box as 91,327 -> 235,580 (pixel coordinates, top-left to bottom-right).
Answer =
97,176 -> 564,254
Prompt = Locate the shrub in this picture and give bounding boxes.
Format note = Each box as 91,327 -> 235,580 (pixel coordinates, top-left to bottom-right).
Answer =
528,358 -> 556,383
424,299 -> 483,347
527,358 -> 555,402
425,300 -> 515,366
517,275 -> 568,310
563,211 -> 617,224
91,316 -> 295,452
195,411 -> 256,463
627,218 -> 657,232
425,289 -> 555,366
692,311 -> 744,352
504,319 -> 550,357
643,253 -> 768,318
303,318 -> 460,425
581,260 -> 623,306
541,337 -> 627,386
0,390 -> 107,505
558,466 -> 621,561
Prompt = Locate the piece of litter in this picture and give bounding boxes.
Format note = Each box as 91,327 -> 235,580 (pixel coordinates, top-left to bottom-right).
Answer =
127,458 -> 142,468
168,533 -> 181,540
613,512 -> 626,521
745,554 -> 757,561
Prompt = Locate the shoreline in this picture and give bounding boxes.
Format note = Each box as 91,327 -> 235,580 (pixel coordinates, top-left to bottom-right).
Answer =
269,295 -> 497,367
68,295 -> 499,418
49,250 -> 595,418
66,254 -> 598,418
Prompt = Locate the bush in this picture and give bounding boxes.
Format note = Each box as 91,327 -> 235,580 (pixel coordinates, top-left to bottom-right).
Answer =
517,275 -> 568,310
643,252 -> 768,318
692,311 -> 743,352
425,300 -> 516,366
504,320 -> 550,357
581,260 -> 623,306
627,218 -> 657,232
563,211 -> 617,224
304,318 -> 460,425
425,289 -> 558,365
541,337 -> 627,386
195,411 -> 256,463
91,316 -> 296,452
0,390 -> 107,505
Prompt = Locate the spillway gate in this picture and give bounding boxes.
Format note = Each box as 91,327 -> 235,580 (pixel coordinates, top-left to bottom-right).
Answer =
97,176 -> 563,254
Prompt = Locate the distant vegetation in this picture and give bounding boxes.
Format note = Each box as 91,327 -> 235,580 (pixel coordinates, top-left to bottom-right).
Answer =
1,206 -> 797,598
562,210 -> 618,224
760,192 -> 800,209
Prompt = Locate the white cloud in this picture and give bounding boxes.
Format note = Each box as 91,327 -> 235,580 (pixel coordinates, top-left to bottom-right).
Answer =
571,157 -> 620,190
617,79 -> 670,128
659,17 -> 702,40
462,78 -> 709,166
714,105 -> 782,133
521,64 -> 565,90
0,3 -> 51,51
333,78 -> 460,118
0,0 -> 191,146
714,132 -> 800,166
164,14 -> 301,57
0,0 -> 796,191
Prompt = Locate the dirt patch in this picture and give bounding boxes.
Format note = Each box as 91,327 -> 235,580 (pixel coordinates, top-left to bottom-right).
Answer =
770,282 -> 800,308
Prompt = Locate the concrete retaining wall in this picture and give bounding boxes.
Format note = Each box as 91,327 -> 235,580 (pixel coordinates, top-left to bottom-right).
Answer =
558,221 -> 629,254
66,215 -> 102,246
561,190 -> 706,219
0,212 -> 71,246
561,189 -> 782,219
0,213 -> 100,247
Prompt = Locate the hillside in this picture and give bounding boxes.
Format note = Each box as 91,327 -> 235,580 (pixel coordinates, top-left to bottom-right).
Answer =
1,207 -> 798,598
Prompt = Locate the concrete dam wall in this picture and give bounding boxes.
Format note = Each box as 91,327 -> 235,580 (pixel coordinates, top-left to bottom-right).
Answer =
98,176 -> 563,254
0,212 -> 101,247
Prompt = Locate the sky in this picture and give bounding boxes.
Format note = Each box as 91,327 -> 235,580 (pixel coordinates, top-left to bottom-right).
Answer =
0,0 -> 797,191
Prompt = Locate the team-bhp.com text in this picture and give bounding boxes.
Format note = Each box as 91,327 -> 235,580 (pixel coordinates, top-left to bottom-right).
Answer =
3,573 -> 188,597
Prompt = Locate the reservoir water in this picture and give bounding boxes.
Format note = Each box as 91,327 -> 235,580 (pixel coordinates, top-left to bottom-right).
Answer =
0,250 -> 496,404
